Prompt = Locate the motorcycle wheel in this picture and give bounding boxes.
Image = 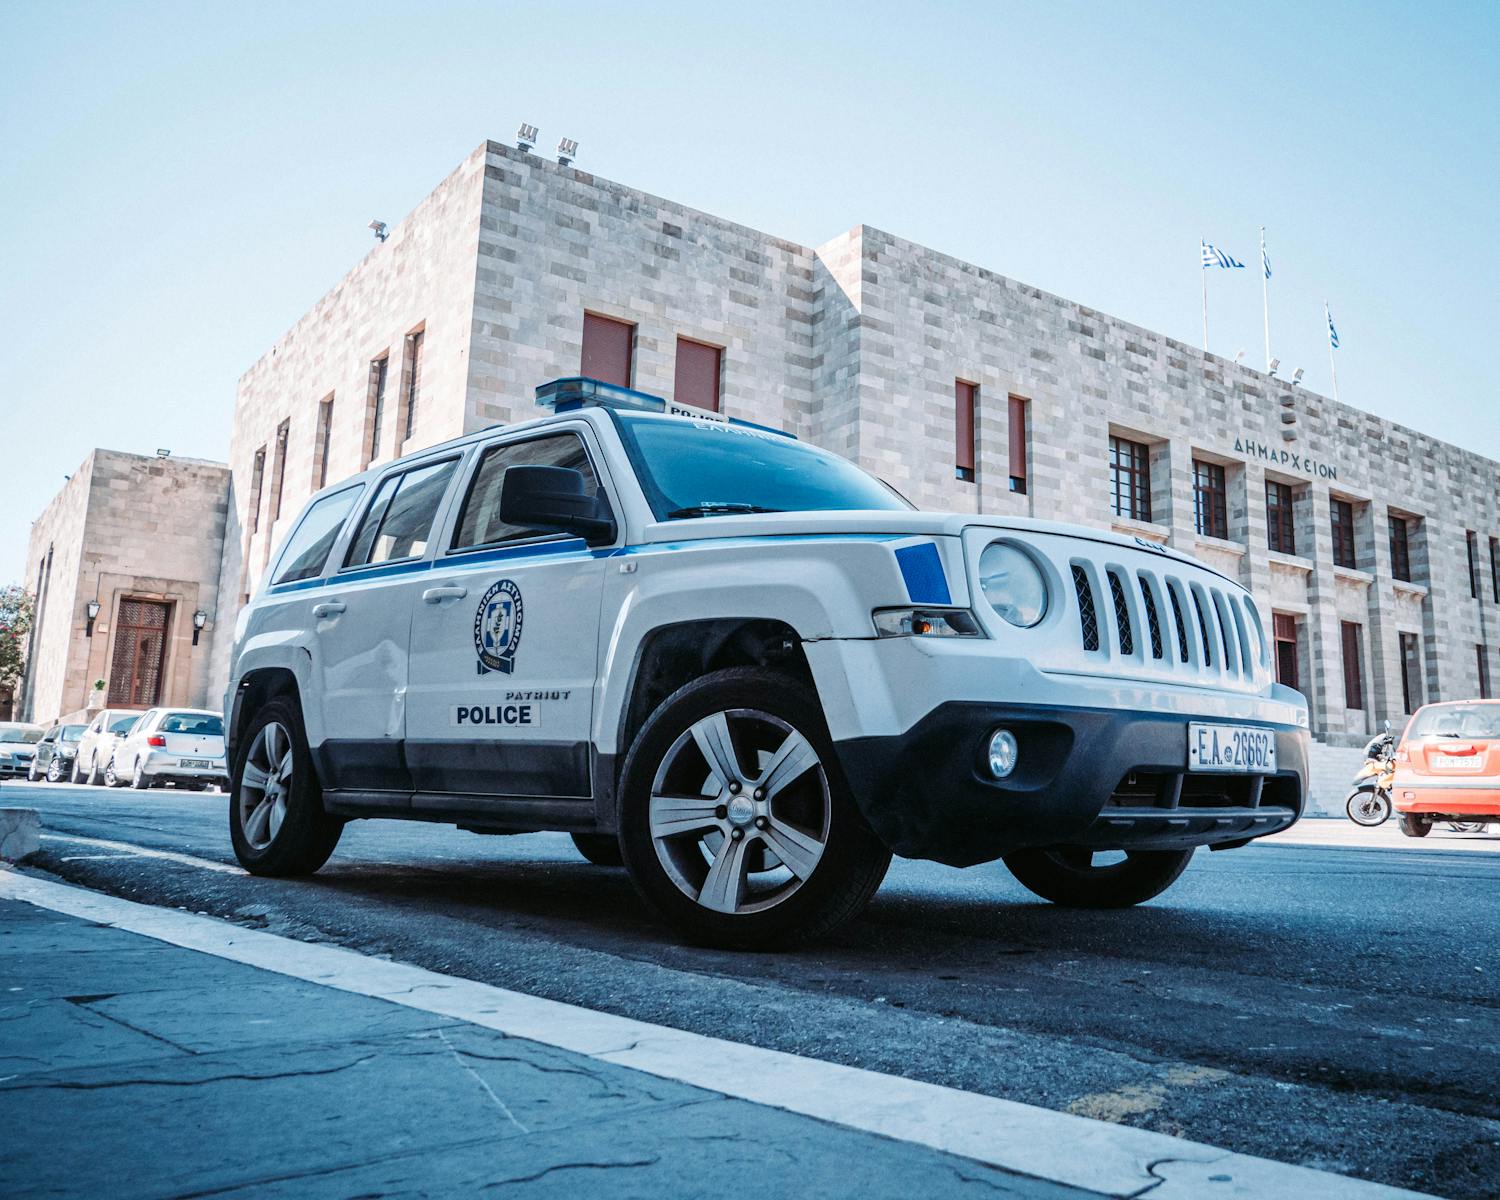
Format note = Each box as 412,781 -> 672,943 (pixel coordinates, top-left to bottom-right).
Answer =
1345,789 -> 1391,827
1447,821 -> 1485,834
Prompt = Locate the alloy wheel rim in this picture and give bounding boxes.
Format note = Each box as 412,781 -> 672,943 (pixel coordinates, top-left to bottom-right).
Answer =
649,708 -> 831,915
238,721 -> 293,851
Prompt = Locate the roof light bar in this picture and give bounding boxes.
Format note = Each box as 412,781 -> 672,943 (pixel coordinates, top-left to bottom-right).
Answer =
536,377 -> 667,414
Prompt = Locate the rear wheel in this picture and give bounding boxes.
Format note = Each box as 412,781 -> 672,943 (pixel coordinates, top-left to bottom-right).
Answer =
619,668 -> 891,949
85,753 -> 103,786
1399,814 -> 1431,838
229,699 -> 344,876
571,832 -> 624,867
1003,847 -> 1195,907
1346,789 -> 1391,826
131,764 -> 152,790
26,760 -> 40,782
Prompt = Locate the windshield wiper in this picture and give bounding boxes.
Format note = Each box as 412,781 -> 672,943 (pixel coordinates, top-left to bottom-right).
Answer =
665,503 -> 784,519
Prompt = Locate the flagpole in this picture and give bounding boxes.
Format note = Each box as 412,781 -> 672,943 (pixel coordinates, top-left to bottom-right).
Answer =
1260,227 -> 1271,371
1201,241 -> 1209,350
1326,302 -> 1340,403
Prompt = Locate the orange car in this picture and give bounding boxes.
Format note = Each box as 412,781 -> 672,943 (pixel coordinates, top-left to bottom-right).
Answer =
1393,699 -> 1500,836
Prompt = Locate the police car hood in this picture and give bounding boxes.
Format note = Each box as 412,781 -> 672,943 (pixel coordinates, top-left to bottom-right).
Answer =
640,509 -> 1218,577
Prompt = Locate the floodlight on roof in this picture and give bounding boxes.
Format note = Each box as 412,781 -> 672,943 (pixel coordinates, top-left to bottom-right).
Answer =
368,219 -> 388,242
517,122 -> 539,153
1234,349 -> 1245,364
1268,357 -> 1280,375
1292,367 -> 1304,385
557,137 -> 578,166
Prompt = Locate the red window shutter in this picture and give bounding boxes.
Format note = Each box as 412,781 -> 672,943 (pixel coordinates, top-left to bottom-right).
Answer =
674,338 -> 721,411
1007,396 -> 1027,486
581,313 -> 634,387
955,381 -> 976,477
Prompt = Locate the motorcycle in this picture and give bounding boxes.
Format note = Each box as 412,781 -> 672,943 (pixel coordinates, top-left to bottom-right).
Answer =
1346,725 -> 1396,827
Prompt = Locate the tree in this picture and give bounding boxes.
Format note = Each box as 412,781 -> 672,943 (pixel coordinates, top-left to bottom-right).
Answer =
0,585 -> 34,690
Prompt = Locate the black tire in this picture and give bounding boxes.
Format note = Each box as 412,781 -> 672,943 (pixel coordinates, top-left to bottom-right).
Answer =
85,753 -> 103,787
618,667 -> 891,950
571,832 -> 625,867
1399,814 -> 1431,838
1003,847 -> 1195,908
26,760 -> 40,782
131,763 -> 152,790
1346,788 -> 1391,827
229,698 -> 344,876
46,757 -> 65,783
103,757 -> 122,788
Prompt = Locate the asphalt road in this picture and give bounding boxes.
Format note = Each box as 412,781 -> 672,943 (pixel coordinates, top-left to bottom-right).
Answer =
6,780 -> 1498,1199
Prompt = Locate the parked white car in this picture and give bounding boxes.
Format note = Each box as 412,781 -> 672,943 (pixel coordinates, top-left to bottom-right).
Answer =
226,376 -> 1310,948
72,709 -> 147,785
107,708 -> 227,790
0,723 -> 45,779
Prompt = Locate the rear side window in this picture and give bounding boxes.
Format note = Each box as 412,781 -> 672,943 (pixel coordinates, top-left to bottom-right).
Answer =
345,458 -> 459,567
273,487 -> 362,584
108,714 -> 141,734
160,713 -> 224,736
452,434 -> 601,551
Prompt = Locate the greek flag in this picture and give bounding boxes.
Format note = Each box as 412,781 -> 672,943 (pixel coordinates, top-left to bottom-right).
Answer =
1261,242 -> 1272,280
1327,306 -> 1340,349
1202,242 -> 1245,269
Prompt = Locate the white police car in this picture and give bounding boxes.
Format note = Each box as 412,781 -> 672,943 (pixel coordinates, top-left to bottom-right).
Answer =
226,377 -> 1309,947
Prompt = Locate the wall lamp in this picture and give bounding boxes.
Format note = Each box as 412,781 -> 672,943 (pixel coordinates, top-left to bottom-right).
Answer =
85,601 -> 100,638
192,609 -> 207,646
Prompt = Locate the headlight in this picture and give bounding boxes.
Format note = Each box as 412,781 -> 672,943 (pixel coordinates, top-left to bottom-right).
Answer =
872,607 -> 984,638
978,542 -> 1048,627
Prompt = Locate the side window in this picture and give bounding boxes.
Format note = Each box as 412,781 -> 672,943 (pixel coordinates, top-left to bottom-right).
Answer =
344,458 -> 459,568
273,487 -> 362,584
451,434 -> 602,552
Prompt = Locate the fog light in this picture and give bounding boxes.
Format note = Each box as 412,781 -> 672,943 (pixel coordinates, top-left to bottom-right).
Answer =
987,729 -> 1018,779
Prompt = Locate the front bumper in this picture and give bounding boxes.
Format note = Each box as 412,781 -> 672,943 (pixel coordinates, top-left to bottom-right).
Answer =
833,702 -> 1307,866
0,757 -> 35,778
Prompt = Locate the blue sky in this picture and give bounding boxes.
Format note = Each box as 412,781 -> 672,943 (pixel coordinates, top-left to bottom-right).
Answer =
2,1 -> 1496,583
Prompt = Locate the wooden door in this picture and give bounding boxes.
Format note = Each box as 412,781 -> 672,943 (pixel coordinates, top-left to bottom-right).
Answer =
107,600 -> 171,707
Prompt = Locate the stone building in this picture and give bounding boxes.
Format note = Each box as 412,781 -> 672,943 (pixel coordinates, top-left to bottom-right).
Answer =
19,450 -> 230,724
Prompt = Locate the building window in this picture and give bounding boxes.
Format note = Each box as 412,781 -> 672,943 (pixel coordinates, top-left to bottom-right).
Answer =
1388,515 -> 1412,582
674,338 -> 722,412
1341,620 -> 1364,710
955,380 -> 977,482
1273,612 -> 1300,692
366,354 -> 390,468
1192,459 -> 1228,540
247,447 -> 266,535
581,312 -> 634,387
1109,436 -> 1152,523
1008,395 -> 1028,494
402,329 -> 424,442
1400,632 -> 1422,713
1330,498 -> 1357,569
315,396 -> 334,489
1478,645 -> 1493,699
1266,481 -> 1296,555
1467,530 -> 1481,598
269,420 -> 290,525
1491,536 -> 1500,602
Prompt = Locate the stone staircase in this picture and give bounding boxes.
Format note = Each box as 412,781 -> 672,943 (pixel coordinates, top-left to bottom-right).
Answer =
1304,740 -> 1372,818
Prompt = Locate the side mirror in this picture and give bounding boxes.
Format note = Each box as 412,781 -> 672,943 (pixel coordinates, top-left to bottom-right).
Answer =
499,466 -> 615,544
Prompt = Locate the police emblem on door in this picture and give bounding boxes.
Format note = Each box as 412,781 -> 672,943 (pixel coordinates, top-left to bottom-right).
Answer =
473,580 -> 524,675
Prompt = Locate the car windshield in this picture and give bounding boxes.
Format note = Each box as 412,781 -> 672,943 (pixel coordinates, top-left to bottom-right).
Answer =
108,714 -> 142,734
160,713 -> 224,736
1407,704 -> 1500,739
61,725 -> 86,742
0,724 -> 43,743
614,414 -> 912,520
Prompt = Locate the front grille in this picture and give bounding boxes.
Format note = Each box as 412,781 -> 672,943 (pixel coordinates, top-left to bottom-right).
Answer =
1168,584 -> 1190,662
1072,564 -> 1099,651
1139,580 -> 1164,659
1192,590 -> 1214,668
1107,571 -> 1134,655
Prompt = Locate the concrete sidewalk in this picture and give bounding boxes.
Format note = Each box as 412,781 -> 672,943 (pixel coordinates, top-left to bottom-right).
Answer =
0,893 -> 1089,1199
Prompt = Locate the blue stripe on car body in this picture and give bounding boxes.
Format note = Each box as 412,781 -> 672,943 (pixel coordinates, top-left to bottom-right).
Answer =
894,542 -> 951,605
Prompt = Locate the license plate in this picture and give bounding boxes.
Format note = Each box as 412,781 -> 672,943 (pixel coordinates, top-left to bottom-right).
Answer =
1188,723 -> 1276,773
179,759 -> 213,769
1430,753 -> 1481,771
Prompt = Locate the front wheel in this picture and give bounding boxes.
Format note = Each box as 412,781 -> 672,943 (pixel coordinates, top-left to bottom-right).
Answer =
229,699 -> 344,876
1399,814 -> 1431,838
618,668 -> 891,949
1346,789 -> 1391,827
1003,847 -> 1195,907
103,757 -> 124,788
46,757 -> 65,784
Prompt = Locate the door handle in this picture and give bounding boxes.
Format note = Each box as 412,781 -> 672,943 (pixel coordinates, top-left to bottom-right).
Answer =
312,600 -> 347,619
422,585 -> 468,604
